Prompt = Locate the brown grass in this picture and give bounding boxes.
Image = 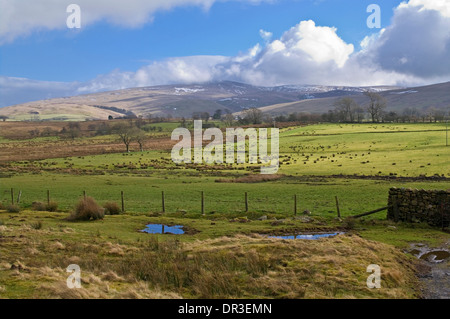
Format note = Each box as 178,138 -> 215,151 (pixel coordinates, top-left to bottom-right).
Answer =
0,120 -> 175,162
103,201 -> 121,215
68,197 -> 105,221
31,202 -> 47,211
6,204 -> 20,213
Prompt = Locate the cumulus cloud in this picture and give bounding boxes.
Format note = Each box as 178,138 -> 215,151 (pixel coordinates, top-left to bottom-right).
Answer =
0,0 -> 266,44
77,56 -> 230,93
80,19 -> 361,90
76,0 -> 450,90
361,0 -> 450,78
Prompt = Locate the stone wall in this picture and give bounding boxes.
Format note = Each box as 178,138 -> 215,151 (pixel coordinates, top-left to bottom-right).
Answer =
387,188 -> 450,227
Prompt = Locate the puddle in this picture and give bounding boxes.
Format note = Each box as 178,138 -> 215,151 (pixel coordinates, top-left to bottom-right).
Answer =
407,244 -> 450,263
419,251 -> 450,263
266,232 -> 344,240
141,224 -> 185,235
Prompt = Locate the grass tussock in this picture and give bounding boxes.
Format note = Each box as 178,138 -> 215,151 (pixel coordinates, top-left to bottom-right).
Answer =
31,202 -> 46,211
30,221 -> 43,230
31,201 -> 58,212
103,201 -> 121,215
6,204 -> 20,213
68,197 -> 104,221
46,201 -> 59,212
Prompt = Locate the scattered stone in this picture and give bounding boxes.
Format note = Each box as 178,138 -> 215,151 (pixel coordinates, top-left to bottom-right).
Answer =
270,220 -> 284,226
257,215 -> 268,221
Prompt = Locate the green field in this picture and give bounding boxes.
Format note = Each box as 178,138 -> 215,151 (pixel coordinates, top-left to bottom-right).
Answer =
0,122 -> 449,299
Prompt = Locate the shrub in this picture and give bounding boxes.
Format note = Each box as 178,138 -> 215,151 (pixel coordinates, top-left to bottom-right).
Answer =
7,204 -> 20,213
46,201 -> 59,212
69,197 -> 104,221
103,201 -> 121,215
32,202 -> 47,211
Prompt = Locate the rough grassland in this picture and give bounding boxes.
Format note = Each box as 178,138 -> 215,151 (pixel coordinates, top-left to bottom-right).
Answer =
0,213 -> 423,299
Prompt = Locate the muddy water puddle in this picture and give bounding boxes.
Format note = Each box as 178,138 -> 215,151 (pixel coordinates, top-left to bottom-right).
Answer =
407,244 -> 450,263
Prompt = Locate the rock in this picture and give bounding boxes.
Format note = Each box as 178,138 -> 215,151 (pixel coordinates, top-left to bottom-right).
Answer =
257,215 -> 268,221
387,226 -> 397,230
270,220 -> 284,226
303,210 -> 312,216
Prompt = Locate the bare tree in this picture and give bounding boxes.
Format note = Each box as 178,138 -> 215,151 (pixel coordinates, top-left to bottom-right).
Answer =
364,91 -> 386,123
114,123 -> 138,153
334,97 -> 359,122
135,129 -> 147,152
242,108 -> 263,125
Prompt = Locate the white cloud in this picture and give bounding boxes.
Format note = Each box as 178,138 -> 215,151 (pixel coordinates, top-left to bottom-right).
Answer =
0,0 -> 265,44
399,0 -> 450,17
259,29 -> 273,42
362,0 -> 450,78
279,20 -> 354,68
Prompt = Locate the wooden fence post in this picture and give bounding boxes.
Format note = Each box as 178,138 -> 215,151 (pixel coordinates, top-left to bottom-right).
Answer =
245,192 -> 248,212
201,191 -> 205,215
11,188 -> 14,205
121,191 -> 125,213
83,190 -> 86,200
17,190 -> 22,204
335,196 -> 341,218
294,195 -> 298,216
47,190 -> 50,206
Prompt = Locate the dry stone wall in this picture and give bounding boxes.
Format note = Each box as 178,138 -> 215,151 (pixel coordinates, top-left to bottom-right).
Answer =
387,188 -> 450,227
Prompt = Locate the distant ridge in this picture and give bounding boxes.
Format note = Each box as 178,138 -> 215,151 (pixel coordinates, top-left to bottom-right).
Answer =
0,81 -> 448,121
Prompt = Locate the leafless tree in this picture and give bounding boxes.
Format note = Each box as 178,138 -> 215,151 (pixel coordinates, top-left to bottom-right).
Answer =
334,97 -> 359,122
114,123 -> 138,153
242,108 -> 263,125
135,129 -> 147,152
364,91 -> 387,123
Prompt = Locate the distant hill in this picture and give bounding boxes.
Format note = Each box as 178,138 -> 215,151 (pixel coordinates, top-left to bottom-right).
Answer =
0,80 -> 448,121
259,82 -> 450,116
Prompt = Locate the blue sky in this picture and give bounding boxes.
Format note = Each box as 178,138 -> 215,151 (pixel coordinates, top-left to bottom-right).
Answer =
0,0 -> 449,106
0,0 -> 401,82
